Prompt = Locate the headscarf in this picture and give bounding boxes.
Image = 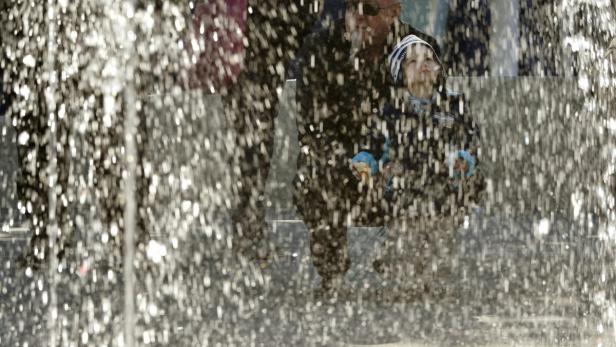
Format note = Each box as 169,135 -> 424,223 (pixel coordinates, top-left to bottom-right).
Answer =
388,34 -> 442,85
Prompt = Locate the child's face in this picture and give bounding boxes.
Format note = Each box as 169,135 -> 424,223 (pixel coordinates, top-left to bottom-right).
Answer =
403,44 -> 440,89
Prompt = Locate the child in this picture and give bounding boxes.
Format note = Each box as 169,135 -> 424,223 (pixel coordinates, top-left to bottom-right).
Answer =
351,34 -> 483,293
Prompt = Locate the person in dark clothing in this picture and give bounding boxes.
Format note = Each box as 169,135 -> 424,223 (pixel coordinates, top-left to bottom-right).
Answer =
188,1 -> 322,264
518,0 -> 560,76
294,0 -> 441,291
357,35 -> 483,294
443,0 -> 491,76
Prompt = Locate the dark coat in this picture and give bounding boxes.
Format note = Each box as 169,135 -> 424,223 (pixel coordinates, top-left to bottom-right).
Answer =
294,19 -> 438,225
365,90 -> 483,217
294,17 -> 483,222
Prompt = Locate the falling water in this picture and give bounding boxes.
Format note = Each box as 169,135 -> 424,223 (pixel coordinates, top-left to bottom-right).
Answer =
122,1 -> 137,346
44,0 -> 59,346
1,0 -> 616,346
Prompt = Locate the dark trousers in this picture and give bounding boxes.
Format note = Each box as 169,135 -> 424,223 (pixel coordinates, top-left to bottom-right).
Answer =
293,170 -> 390,280
224,74 -> 280,259
293,180 -> 353,279
224,2 -> 316,260
294,168 -> 463,282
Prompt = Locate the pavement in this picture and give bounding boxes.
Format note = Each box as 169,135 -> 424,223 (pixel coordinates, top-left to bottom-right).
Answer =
1,214 -> 614,346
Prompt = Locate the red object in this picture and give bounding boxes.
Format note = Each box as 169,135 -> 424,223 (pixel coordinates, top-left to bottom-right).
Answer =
187,0 -> 247,91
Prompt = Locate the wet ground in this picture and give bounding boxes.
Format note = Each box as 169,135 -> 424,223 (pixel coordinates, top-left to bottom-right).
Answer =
1,219 -> 614,347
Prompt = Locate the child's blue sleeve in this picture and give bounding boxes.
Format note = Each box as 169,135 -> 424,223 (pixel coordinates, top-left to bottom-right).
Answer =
351,151 -> 379,176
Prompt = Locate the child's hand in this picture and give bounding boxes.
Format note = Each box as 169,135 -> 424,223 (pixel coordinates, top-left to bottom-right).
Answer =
351,152 -> 378,184
447,150 -> 476,181
352,162 -> 372,183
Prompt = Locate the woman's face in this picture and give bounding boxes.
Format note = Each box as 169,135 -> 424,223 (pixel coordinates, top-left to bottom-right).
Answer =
403,44 -> 440,89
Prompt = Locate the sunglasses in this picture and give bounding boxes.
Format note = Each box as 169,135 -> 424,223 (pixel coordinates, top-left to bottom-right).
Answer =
347,0 -> 396,16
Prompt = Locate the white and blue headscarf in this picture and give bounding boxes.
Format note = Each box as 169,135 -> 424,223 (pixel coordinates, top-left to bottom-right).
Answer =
388,34 -> 442,85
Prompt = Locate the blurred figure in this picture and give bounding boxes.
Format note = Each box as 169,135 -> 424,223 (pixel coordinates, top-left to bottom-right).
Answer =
443,0 -> 491,76
398,0 -> 491,76
366,35 -> 483,296
519,0 -> 561,76
294,0 -> 439,293
187,1 -> 322,265
186,0 -> 247,91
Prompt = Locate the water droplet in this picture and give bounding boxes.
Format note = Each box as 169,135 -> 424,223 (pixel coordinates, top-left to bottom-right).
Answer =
110,223 -> 119,237
146,240 -> 167,263
18,131 -> 30,145
22,54 -> 35,67
147,303 -> 158,316
533,218 -> 550,237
